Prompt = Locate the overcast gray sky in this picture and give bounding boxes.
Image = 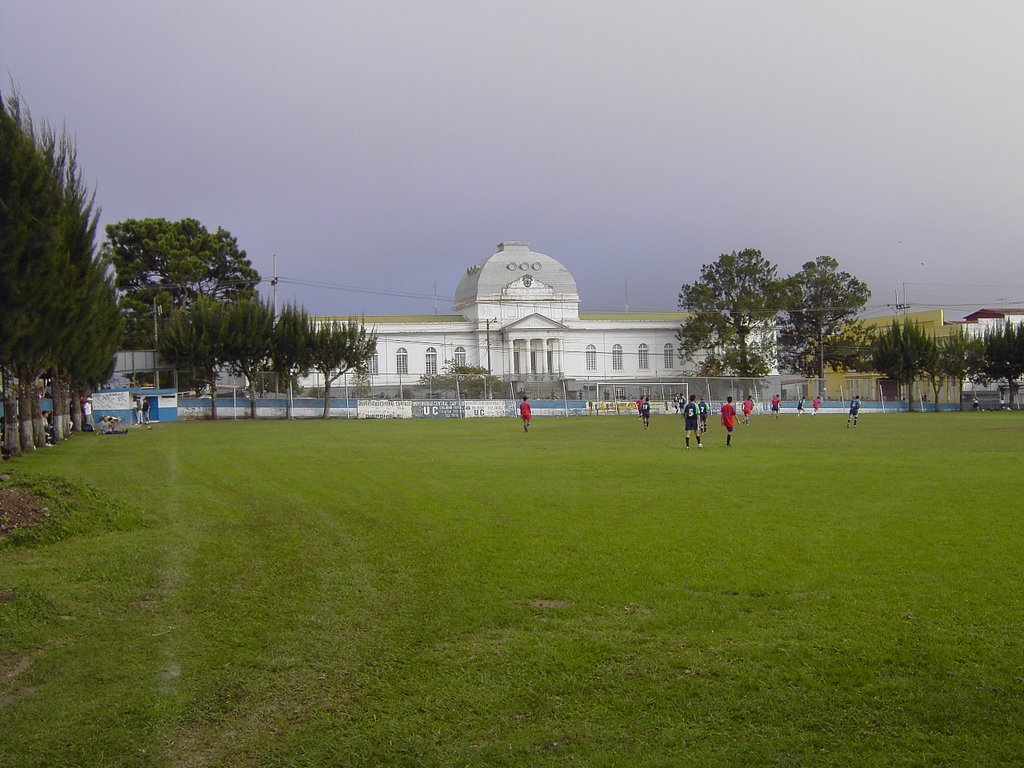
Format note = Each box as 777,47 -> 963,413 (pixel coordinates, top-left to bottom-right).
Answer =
3,1 -> 1022,319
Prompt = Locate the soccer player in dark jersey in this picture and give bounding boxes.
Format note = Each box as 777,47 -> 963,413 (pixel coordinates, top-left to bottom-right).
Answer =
682,394 -> 703,449
697,397 -> 710,434
721,396 -> 737,447
640,396 -> 651,430
847,395 -> 860,427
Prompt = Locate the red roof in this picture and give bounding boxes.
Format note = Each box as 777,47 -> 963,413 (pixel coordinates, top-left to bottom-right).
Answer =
962,308 -> 1024,322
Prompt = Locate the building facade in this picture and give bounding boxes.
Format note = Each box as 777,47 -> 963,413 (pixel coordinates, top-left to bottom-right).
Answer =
309,241 -> 689,400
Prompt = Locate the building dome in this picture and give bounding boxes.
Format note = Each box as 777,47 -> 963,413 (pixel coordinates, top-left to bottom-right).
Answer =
453,241 -> 579,311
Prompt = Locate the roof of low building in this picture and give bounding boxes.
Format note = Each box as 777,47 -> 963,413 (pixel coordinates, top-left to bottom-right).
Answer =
962,308 -> 1024,322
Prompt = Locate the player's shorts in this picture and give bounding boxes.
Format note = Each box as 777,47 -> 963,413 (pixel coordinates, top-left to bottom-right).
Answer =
770,405 -> 780,412
685,417 -> 699,431
725,425 -> 734,433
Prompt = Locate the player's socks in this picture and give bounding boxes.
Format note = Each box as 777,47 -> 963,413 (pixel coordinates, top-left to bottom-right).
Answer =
685,437 -> 689,447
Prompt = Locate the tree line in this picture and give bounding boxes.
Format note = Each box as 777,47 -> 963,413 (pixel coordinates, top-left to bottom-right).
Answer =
679,248 -> 1023,409
159,299 -> 376,420
677,249 -> 873,379
2,91 -> 123,456
1,91 -> 377,456
872,318 -> 1024,410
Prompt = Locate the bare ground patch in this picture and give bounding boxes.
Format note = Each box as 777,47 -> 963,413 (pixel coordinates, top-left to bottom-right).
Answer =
0,487 -> 50,536
529,598 -> 574,609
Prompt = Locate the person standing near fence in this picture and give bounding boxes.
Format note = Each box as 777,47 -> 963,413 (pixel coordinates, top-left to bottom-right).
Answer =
812,395 -> 821,415
682,394 -> 703,449
721,396 -> 737,447
847,395 -> 860,427
770,394 -> 781,420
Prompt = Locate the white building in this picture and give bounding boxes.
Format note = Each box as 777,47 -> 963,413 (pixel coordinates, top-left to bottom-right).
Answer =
959,308 -> 1024,337
311,241 -> 689,400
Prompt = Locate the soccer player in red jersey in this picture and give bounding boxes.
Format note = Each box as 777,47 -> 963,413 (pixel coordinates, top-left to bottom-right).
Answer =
519,396 -> 532,432
721,396 -> 737,447
742,396 -> 754,425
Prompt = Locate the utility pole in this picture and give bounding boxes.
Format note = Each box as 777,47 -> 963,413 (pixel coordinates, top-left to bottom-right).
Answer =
819,322 -> 826,399
271,254 -> 278,320
485,318 -> 492,374
484,318 -> 495,399
894,286 -> 909,316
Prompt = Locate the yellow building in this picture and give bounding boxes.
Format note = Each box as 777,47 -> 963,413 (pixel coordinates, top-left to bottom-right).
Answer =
823,307 -> 1022,407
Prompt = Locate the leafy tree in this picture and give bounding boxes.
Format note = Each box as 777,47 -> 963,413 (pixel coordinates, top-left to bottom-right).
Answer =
0,91 -> 66,453
939,327 -> 984,411
270,303 -> 313,419
350,369 -> 373,398
871,319 -> 936,410
158,297 -> 229,419
921,334 -> 943,411
418,364 -> 504,399
981,321 -> 1024,409
309,319 -> 377,418
45,128 -> 124,438
823,323 -> 876,374
223,299 -> 275,419
777,256 -> 871,377
0,95 -> 44,454
677,249 -> 787,377
103,217 -> 260,348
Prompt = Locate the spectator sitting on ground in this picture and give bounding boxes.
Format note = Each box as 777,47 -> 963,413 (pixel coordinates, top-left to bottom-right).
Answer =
98,415 -> 128,435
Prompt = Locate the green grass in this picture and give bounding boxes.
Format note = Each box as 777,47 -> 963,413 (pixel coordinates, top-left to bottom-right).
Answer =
1,412 -> 1023,767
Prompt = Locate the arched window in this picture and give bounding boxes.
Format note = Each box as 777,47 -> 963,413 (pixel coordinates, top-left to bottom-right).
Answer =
454,346 -> 466,367
638,343 -> 650,370
396,348 -> 408,375
612,344 -> 623,370
425,347 -> 438,376
663,343 -> 675,369
585,344 -> 597,371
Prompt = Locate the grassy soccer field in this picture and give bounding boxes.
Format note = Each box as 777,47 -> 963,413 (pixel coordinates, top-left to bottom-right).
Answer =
1,412 -> 1023,767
